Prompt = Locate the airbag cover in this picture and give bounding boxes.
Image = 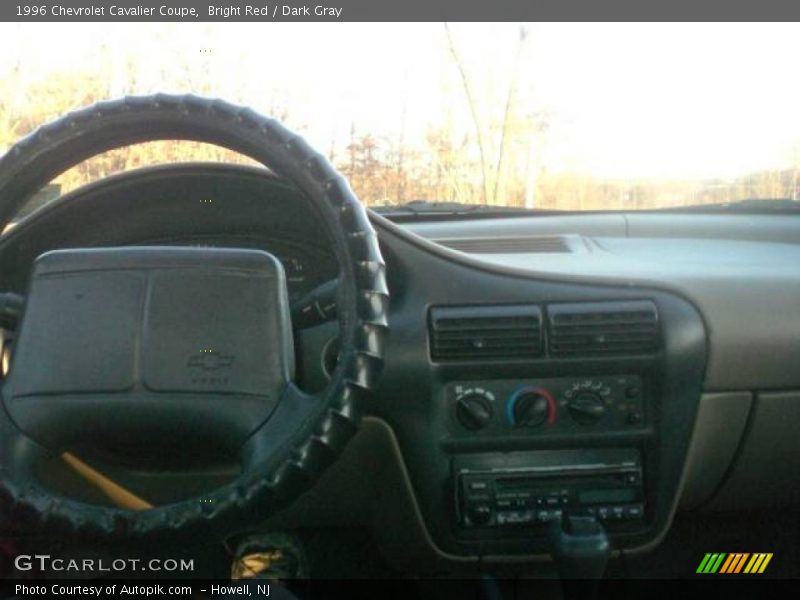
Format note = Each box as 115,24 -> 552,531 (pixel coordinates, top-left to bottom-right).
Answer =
3,246 -> 293,448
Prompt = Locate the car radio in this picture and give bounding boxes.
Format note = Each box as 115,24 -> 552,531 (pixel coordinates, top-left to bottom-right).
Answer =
454,448 -> 644,530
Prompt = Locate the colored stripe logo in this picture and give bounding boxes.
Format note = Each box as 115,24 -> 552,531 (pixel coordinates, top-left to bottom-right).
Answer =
697,552 -> 773,574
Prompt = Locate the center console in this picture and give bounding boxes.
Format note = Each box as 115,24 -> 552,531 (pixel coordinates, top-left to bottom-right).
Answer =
396,295 -> 707,560
371,229 -> 708,563
446,375 -> 648,536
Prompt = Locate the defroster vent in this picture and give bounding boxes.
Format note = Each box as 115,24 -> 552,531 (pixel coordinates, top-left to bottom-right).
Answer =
429,304 -> 543,361
547,300 -> 660,357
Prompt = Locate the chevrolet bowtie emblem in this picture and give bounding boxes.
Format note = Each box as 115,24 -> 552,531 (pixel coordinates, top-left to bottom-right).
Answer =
187,351 -> 234,371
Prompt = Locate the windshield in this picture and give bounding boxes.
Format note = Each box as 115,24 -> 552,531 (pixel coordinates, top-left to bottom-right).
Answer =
2,22 -> 799,212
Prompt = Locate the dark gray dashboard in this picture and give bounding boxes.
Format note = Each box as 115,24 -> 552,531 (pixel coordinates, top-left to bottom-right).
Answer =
390,212 -> 800,515
400,214 -> 800,391
1,163 -> 797,566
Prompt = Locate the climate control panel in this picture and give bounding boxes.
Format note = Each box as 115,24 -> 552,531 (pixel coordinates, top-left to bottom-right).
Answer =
448,375 -> 645,436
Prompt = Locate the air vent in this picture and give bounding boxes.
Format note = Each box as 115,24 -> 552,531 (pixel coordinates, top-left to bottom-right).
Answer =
429,305 -> 543,361
548,300 -> 660,358
436,235 -> 576,254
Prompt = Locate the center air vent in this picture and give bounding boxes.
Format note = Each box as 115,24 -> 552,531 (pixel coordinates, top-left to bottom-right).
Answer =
547,300 -> 660,358
429,305 -> 543,361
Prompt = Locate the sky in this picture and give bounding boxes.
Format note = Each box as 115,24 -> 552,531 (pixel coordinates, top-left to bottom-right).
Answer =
2,22 -> 799,181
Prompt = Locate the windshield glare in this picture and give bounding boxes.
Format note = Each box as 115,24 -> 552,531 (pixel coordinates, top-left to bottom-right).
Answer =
1,22 -> 799,212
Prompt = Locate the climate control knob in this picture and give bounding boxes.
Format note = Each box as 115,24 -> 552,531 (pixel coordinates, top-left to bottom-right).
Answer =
507,387 -> 556,428
568,391 -> 607,425
455,393 -> 493,430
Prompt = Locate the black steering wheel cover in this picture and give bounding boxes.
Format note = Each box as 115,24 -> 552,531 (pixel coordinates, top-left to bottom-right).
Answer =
0,95 -> 388,542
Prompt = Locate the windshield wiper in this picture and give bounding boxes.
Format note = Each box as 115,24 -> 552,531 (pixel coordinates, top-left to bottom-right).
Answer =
662,198 -> 800,213
371,200 -> 564,220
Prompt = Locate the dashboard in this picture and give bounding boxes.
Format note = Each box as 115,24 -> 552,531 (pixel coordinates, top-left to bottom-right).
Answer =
1,162 -> 798,572
0,165 -> 338,303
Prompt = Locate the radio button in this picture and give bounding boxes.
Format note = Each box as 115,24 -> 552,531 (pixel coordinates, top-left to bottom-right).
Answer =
624,504 -> 644,519
467,479 -> 490,492
536,510 -> 551,523
536,509 -> 563,523
467,503 -> 493,526
497,510 -> 534,525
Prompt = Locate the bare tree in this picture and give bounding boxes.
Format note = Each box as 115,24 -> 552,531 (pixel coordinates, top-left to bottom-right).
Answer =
444,23 -> 489,204
396,99 -> 407,201
493,25 -> 528,204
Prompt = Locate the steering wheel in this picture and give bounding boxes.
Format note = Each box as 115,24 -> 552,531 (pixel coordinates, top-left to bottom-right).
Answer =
0,95 -> 388,543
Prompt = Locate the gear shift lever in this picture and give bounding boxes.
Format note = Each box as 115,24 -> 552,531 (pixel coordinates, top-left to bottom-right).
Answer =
547,512 -> 610,594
